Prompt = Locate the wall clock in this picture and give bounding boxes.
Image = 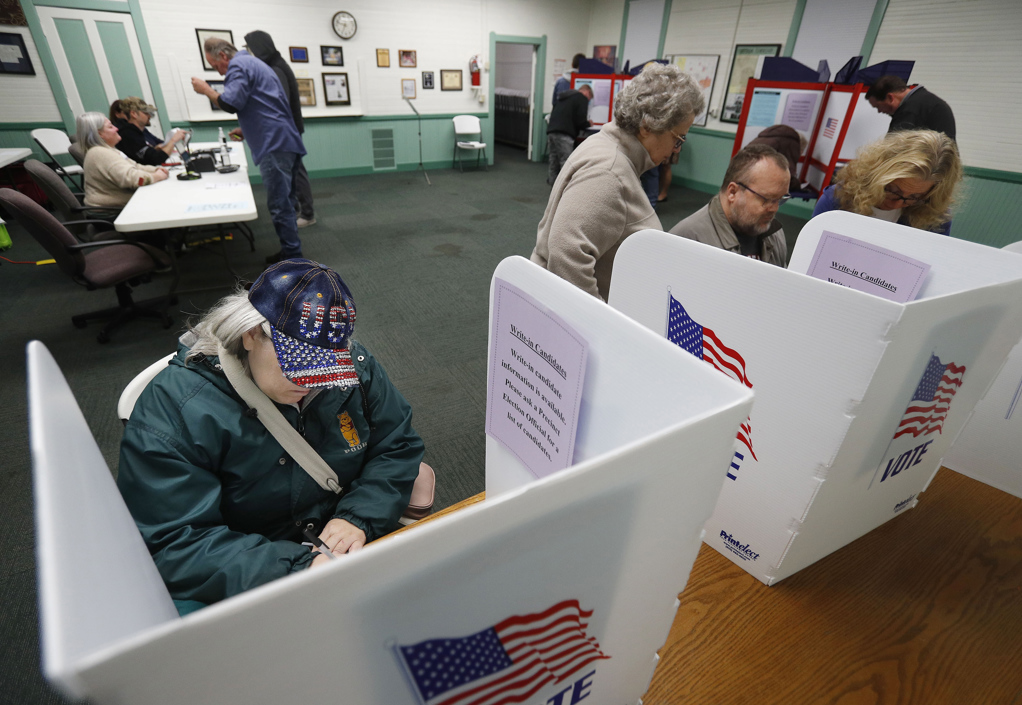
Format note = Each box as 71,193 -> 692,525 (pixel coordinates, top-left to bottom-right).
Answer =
332,11 -> 356,40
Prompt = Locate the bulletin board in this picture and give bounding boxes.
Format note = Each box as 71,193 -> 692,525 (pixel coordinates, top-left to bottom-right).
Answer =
571,73 -> 632,126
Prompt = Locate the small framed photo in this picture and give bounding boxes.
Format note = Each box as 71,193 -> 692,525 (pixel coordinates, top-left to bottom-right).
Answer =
289,46 -> 308,63
322,72 -> 350,106
376,49 -> 390,68
296,78 -> 316,107
195,28 -> 234,71
207,80 -> 225,111
440,69 -> 462,91
401,78 -> 416,99
399,50 -> 416,68
0,32 -> 35,75
321,45 -> 343,66
422,71 -> 434,90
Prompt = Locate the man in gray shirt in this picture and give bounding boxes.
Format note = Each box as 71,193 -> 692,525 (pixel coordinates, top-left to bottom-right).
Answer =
669,144 -> 789,267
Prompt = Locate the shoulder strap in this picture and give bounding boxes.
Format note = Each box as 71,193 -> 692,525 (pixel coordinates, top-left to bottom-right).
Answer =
217,345 -> 343,494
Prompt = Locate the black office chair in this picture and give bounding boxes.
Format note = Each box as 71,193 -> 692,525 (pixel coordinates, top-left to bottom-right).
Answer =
0,188 -> 174,343
23,159 -> 119,241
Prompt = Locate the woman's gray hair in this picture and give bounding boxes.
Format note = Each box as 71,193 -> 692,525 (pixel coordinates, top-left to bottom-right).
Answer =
185,289 -> 268,366
613,63 -> 705,135
75,112 -> 109,152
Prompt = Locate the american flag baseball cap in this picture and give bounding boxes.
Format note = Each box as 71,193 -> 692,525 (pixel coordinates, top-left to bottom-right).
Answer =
247,258 -> 359,389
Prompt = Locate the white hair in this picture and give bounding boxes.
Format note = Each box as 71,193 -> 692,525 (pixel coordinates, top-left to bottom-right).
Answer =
185,289 -> 268,367
75,112 -> 109,152
613,63 -> 705,135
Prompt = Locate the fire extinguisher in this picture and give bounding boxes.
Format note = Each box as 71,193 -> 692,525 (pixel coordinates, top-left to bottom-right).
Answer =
470,54 -> 481,87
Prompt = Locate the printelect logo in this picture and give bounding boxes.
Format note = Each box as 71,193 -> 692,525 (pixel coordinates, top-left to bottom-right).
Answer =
719,530 -> 759,561
893,494 -> 916,513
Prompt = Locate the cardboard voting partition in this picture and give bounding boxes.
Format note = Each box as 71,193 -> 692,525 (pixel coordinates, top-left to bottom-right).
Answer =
571,73 -> 631,125
610,215 -> 1022,584
28,257 -> 753,705
942,243 -> 1022,499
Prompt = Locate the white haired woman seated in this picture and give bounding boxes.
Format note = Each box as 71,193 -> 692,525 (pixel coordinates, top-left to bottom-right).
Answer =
76,111 -> 168,209
531,63 -> 705,301
117,259 -> 425,614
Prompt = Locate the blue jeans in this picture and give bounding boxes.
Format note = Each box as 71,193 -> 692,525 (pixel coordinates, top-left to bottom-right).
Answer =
258,150 -> 302,256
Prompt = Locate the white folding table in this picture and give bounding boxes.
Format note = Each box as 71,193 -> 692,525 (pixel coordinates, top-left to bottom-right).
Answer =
0,147 -> 33,170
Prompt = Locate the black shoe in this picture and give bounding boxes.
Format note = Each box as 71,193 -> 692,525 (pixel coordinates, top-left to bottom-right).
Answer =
265,251 -> 285,264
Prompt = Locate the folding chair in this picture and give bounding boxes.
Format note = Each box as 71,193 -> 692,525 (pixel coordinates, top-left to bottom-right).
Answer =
31,128 -> 85,190
452,115 -> 488,171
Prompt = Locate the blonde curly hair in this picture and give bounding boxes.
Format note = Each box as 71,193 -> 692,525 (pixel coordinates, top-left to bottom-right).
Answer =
834,130 -> 962,232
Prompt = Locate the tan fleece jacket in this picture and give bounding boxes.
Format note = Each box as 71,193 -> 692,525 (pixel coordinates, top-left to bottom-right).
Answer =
531,122 -> 659,301
83,143 -> 161,208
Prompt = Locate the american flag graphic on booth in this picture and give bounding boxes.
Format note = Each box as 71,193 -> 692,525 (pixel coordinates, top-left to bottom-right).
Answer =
667,294 -> 756,460
823,117 -> 839,139
396,600 -> 609,705
893,354 -> 966,439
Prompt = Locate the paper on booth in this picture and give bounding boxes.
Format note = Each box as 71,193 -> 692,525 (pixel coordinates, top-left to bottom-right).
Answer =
806,231 -> 930,303
486,278 -> 587,478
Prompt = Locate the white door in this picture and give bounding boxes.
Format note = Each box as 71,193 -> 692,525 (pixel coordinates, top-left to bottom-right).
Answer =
35,6 -> 163,134
527,45 -> 536,160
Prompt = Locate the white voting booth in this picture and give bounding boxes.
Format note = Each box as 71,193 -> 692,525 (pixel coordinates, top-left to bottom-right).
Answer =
610,214 -> 1022,585
941,242 -> 1022,499
28,257 -> 753,705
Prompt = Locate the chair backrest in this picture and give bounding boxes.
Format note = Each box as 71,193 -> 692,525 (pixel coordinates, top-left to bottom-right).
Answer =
452,114 -> 481,135
118,353 -> 176,424
27,341 -> 178,697
24,159 -> 81,221
31,127 -> 73,157
67,142 -> 86,168
0,188 -> 86,278
1003,241 -> 1022,255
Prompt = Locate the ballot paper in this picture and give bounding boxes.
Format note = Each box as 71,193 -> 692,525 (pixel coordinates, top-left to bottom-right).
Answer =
806,230 -> 930,303
486,278 -> 587,479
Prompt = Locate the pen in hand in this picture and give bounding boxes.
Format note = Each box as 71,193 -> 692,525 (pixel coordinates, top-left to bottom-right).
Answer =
302,526 -> 337,560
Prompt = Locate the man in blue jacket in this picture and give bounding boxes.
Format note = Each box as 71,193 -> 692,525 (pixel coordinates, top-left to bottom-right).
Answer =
192,38 -> 307,263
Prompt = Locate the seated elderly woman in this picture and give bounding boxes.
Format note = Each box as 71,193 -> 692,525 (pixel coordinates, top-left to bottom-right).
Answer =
531,63 -> 704,301
117,259 -> 424,613
812,129 -> 962,235
76,111 -> 168,209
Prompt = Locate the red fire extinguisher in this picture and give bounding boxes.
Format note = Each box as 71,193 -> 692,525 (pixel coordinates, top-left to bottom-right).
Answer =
470,54 -> 481,87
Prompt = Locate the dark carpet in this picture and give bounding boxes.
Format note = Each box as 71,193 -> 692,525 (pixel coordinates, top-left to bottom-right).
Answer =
0,144 -> 806,704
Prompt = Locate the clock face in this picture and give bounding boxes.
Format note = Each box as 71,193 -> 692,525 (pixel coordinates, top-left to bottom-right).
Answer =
332,11 -> 357,39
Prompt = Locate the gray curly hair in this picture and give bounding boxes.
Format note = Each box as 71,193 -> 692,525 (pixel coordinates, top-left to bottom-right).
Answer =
75,112 -> 110,152
613,63 -> 705,135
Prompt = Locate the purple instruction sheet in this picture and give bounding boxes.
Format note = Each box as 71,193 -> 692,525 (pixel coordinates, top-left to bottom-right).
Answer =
485,279 -> 588,478
806,230 -> 931,303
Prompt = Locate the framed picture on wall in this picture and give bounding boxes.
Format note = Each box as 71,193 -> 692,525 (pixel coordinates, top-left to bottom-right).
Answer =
289,46 -> 308,63
207,80 -> 225,111
0,32 -> 34,75
296,78 -> 316,107
376,49 -> 390,68
593,45 -> 616,69
401,78 -> 416,99
422,71 -> 434,89
720,44 -> 780,124
321,45 -> 343,66
195,28 -> 234,71
399,50 -> 416,68
664,54 -> 719,127
322,72 -> 350,106
440,69 -> 462,91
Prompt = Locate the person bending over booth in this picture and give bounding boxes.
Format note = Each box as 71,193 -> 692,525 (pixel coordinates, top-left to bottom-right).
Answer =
531,63 -> 705,301
117,259 -> 425,614
76,111 -> 168,209
812,130 -> 962,236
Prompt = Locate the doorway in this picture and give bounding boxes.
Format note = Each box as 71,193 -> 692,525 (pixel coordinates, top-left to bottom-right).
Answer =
489,33 -> 547,164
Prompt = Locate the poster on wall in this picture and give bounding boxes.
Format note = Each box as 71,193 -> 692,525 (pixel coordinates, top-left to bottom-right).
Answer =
195,28 -> 234,71
0,32 -> 33,75
207,80 -> 225,111
593,45 -> 616,69
322,72 -> 350,106
664,54 -> 719,127
296,78 -> 316,107
721,44 -> 780,123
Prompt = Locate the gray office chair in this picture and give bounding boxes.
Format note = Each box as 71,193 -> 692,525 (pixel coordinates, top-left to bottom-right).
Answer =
0,188 -> 174,343
23,159 -> 119,241
67,141 -> 86,168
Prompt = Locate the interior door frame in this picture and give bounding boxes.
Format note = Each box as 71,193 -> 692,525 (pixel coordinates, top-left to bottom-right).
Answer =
21,0 -> 170,135
489,32 -> 547,163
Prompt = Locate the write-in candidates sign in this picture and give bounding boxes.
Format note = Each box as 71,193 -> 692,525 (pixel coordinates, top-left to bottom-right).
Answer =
486,279 -> 588,479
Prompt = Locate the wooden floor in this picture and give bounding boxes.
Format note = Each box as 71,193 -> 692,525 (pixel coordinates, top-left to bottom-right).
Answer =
400,469 -> 1022,705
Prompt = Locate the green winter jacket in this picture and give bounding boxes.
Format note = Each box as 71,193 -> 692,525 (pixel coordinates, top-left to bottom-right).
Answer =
117,339 -> 423,608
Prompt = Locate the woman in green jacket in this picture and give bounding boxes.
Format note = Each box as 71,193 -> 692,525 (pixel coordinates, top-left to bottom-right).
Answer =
118,259 -> 424,613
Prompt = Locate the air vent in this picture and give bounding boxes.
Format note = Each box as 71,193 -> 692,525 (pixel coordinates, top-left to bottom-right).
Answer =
372,128 -> 395,170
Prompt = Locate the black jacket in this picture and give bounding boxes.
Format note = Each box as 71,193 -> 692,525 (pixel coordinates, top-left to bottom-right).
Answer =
889,86 -> 956,140
547,90 -> 590,138
244,30 -> 304,134
112,117 -> 168,166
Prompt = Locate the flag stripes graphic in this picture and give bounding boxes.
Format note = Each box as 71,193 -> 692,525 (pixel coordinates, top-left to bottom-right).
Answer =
823,117 -> 838,139
893,355 -> 965,439
667,294 -> 757,460
397,600 -> 609,705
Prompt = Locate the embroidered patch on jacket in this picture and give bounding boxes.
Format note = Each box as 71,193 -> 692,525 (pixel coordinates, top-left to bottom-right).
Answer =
338,411 -> 360,447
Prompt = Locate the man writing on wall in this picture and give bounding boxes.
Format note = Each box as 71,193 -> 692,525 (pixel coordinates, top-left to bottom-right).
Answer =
191,38 -> 307,264
865,75 -> 956,140
669,144 -> 790,267
112,97 -> 187,166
